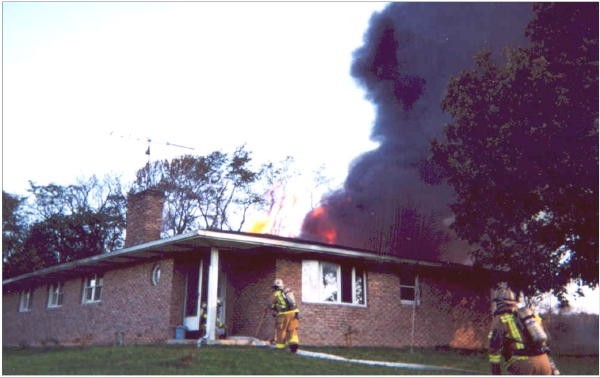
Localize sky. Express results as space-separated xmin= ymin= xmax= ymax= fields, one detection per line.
xmin=3 ymin=1 xmax=384 ymax=198
xmin=2 ymin=2 xmax=598 ymax=314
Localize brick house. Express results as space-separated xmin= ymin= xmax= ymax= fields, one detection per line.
xmin=2 ymin=190 xmax=497 ymax=349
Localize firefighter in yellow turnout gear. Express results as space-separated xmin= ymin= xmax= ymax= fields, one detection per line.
xmin=200 ymin=299 xmax=227 ymax=339
xmin=270 ymin=278 xmax=300 ymax=353
xmin=488 ymin=285 xmax=559 ymax=375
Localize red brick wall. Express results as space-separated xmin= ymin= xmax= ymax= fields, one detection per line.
xmin=269 ymin=258 xmax=490 ymax=348
xmin=2 ymin=259 xmax=178 ymax=347
xmin=290 ymin=262 xmax=408 ymax=347
xmin=124 ymin=190 xmax=164 ymax=247
xmin=224 ymin=254 xmax=276 ymax=339
xmin=3 ymin=251 xmax=491 ymax=349
xmin=416 ymin=272 xmax=490 ymax=348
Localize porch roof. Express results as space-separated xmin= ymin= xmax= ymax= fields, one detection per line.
xmin=2 ymin=229 xmax=476 ymax=288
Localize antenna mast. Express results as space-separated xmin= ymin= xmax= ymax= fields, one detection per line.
xmin=109 ymin=131 xmax=196 ymax=160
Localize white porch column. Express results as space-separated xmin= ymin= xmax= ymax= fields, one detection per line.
xmin=204 ymin=247 xmax=220 ymax=342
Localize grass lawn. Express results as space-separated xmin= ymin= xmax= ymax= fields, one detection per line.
xmin=2 ymin=345 xmax=598 ymax=375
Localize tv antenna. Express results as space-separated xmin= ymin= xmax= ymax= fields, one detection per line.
xmin=109 ymin=131 xmax=196 ymax=162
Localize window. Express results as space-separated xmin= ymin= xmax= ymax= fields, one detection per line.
xmin=302 ymin=260 xmax=366 ymax=305
xmin=322 ymin=262 xmax=339 ymax=302
xmin=47 ymin=282 xmax=64 ymax=308
xmin=19 ymin=289 xmax=33 ymax=312
xmin=82 ymin=274 xmax=103 ymax=303
xmin=400 ymin=270 xmax=419 ymax=305
xmin=151 ymin=264 xmax=161 ymax=286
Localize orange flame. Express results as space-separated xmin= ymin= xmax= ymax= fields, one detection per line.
xmin=312 ymin=206 xmax=325 ymax=217
xmin=249 ymin=218 xmax=271 ymax=234
xmin=323 ymin=229 xmax=337 ymax=244
xmin=247 ymin=183 xmax=302 ymax=236
xmin=306 ymin=205 xmax=337 ymax=244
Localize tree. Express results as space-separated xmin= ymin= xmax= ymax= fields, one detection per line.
xmin=131 ymin=145 xmax=288 ymax=236
xmin=2 ymin=191 xmax=28 ymax=277
xmin=4 ymin=175 xmax=127 ymax=278
xmin=429 ymin=3 xmax=598 ymax=299
xmin=28 ymin=175 xmax=127 ymax=253
xmin=132 ymin=157 xmax=199 ymax=235
xmin=194 ymin=146 xmax=263 ymax=231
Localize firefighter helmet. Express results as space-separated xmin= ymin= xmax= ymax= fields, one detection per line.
xmin=273 ymin=278 xmax=284 ymax=289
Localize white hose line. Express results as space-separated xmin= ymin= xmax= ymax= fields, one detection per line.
xmin=296 ymin=349 xmax=478 ymax=374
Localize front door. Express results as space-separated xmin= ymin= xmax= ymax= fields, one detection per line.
xmin=183 ymin=259 xmax=209 ymax=332
xmin=182 ymin=254 xmax=227 ymax=339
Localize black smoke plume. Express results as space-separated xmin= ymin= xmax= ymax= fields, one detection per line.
xmin=301 ymin=3 xmax=534 ymax=264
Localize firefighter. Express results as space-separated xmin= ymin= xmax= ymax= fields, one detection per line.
xmin=270 ymin=278 xmax=300 ymax=353
xmin=200 ymin=299 xmax=226 ymax=339
xmin=488 ymin=285 xmax=558 ymax=375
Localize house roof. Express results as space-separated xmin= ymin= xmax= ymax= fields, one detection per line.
xmin=2 ymin=229 xmax=481 ymax=288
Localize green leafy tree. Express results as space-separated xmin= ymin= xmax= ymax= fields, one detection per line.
xmin=28 ymin=175 xmax=127 ymax=253
xmin=2 ymin=191 xmax=28 ymax=277
xmin=429 ymin=3 xmax=598 ymax=299
xmin=5 ymin=176 xmax=127 ymax=278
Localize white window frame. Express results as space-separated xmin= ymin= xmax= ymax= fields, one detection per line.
xmin=82 ymin=274 xmax=103 ymax=304
xmin=47 ymin=282 xmax=64 ymax=308
xmin=18 ymin=289 xmax=33 ymax=312
xmin=302 ymin=260 xmax=367 ymax=306
xmin=151 ymin=264 xmax=161 ymax=286
xmin=400 ymin=272 xmax=420 ymax=305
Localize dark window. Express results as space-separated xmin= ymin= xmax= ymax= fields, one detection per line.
xmin=400 ymin=270 xmax=418 ymax=303
xmin=341 ymin=265 xmax=353 ymax=303
xmin=400 ymin=286 xmax=415 ymax=301
xmin=186 ymin=264 xmax=200 ymax=317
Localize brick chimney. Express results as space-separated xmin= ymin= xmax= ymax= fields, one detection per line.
xmin=124 ymin=189 xmax=165 ymax=247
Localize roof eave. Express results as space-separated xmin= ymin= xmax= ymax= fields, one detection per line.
xmin=2 ymin=229 xmax=475 ymax=287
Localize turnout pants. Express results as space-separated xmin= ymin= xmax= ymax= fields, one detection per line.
xmin=274 ymin=310 xmax=299 ymax=350
xmin=507 ymin=354 xmax=552 ymax=375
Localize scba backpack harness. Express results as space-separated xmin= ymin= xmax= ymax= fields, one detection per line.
xmin=281 ymin=288 xmax=296 ymax=311
xmin=515 ymin=307 xmax=548 ymax=348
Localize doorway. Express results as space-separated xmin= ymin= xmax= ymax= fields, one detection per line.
xmin=183 ymin=259 xmax=208 ymax=337
xmin=182 ymin=258 xmax=227 ymax=339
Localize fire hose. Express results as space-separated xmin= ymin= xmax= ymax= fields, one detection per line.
xmin=254 ymin=307 xmax=270 ymax=338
